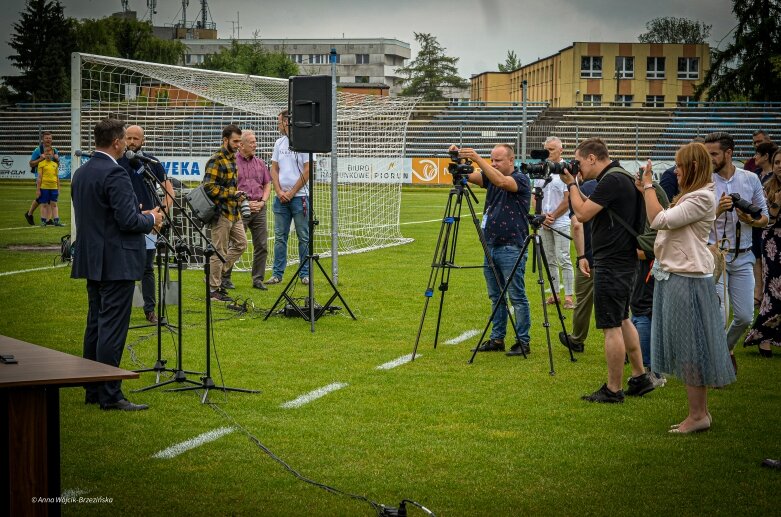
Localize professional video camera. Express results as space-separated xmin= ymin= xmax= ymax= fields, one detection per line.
xmin=727 ymin=193 xmax=763 ymax=219
xmin=520 ymin=149 xmax=579 ymax=180
xmin=448 ymin=149 xmax=475 ymax=181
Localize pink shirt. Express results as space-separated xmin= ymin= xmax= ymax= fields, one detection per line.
xmin=236 ymin=153 xmax=271 ymax=201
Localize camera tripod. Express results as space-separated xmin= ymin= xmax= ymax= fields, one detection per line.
xmin=412 ymin=175 xmax=521 ymax=360
xmin=467 ymin=181 xmax=576 ymax=372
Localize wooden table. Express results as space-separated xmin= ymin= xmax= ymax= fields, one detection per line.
xmin=0 ymin=335 xmax=139 ymax=517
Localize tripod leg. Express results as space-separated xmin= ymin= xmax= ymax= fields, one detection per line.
xmin=535 ymin=235 xmax=575 ymax=373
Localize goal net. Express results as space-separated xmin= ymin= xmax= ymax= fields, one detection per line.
xmin=72 ymin=53 xmax=417 ymax=271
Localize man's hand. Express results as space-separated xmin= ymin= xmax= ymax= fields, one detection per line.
xmin=457 ymin=147 xmax=480 ymax=162
xmin=635 ymin=159 xmax=654 ymax=192
xmin=248 ymin=200 xmax=262 ymax=213
xmin=578 ymin=257 xmax=591 ymax=277
xmin=544 ymin=213 xmax=555 ymax=226
xmin=278 ymin=190 xmax=291 ymax=203
xmin=735 ymin=208 xmax=757 ymax=226
xmin=144 ymin=206 xmax=164 ymax=230
xmin=559 ymin=166 xmax=576 ymax=186
xmin=717 ymin=193 xmax=733 ymax=215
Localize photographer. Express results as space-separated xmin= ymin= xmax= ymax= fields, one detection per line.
xmin=203 ymin=124 xmax=248 ymax=302
xmin=704 ymin=132 xmax=769 ymax=372
xmin=560 ymin=138 xmax=654 ymax=403
xmin=450 ymin=144 xmax=532 ymax=356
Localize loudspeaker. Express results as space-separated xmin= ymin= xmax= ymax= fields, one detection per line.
xmin=288 ymin=75 xmax=332 ymax=153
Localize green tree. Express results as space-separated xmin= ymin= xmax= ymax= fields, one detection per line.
xmin=696 ymin=0 xmax=781 ymax=101
xmin=397 ymin=33 xmax=468 ymax=102
xmin=199 ymin=40 xmax=299 ymax=78
xmin=74 ymin=17 xmax=185 ymax=64
xmin=498 ymin=50 xmax=521 ymax=72
xmin=4 ymin=0 xmax=76 ymax=103
xmin=638 ymin=17 xmax=712 ymax=44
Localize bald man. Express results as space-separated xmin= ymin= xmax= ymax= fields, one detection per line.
xmin=118 ymin=125 xmax=174 ymax=324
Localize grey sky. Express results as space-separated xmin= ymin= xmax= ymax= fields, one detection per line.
xmin=3 ymin=0 xmax=737 ymax=84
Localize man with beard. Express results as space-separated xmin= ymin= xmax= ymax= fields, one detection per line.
xmin=203 ymin=124 xmax=248 ymax=301
xmin=704 ymin=131 xmax=768 ymax=373
xmin=118 ymin=125 xmax=173 ymax=323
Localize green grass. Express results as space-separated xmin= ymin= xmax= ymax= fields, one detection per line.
xmin=1 ymin=180 xmax=780 ymax=516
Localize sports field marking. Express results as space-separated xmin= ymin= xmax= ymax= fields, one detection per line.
xmin=280 ymin=382 xmax=348 ymax=409
xmin=376 ymin=353 xmax=418 ymax=370
xmin=444 ymin=329 xmax=480 ymax=345
xmin=400 ymin=214 xmax=483 ymax=226
xmin=0 ymin=226 xmax=37 ymax=231
xmin=152 ymin=427 xmax=235 ymax=459
xmin=0 ymin=263 xmax=68 ymax=277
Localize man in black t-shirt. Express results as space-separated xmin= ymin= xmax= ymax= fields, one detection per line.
xmin=118 ymin=125 xmax=174 ymax=324
xmin=560 ymin=138 xmax=654 ymax=403
xmin=452 ymin=144 xmax=532 ymax=356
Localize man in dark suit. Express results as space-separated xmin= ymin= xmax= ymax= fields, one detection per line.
xmin=71 ymin=118 xmax=163 ymax=411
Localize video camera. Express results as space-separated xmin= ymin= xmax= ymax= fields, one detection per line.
xmin=448 ymin=149 xmax=475 ymax=181
xmin=520 ymin=149 xmax=579 ymax=180
xmin=728 ymin=193 xmax=763 ymax=219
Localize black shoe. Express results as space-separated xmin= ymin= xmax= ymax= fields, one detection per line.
xmin=101 ymin=399 xmax=149 ymax=411
xmin=506 ymin=341 xmax=530 ymax=356
xmin=762 ymin=458 xmax=781 ymax=470
xmin=558 ymin=331 xmax=584 ymax=353
xmin=210 ymin=289 xmax=234 ymax=302
xmin=24 ymin=211 xmax=34 ymax=225
xmin=759 ymin=346 xmax=773 ymax=358
xmin=253 ymin=280 xmax=267 ymax=290
xmin=46 ymin=219 xmax=54 ymax=226
xmin=626 ymin=372 xmax=655 ymax=397
xmin=221 ymin=278 xmax=235 ymax=289
xmin=582 ymin=383 xmax=625 ymax=403
xmin=471 ymin=339 xmax=505 ymax=352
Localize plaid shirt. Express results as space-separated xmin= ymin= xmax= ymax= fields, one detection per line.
xmin=203 ymin=146 xmax=240 ymax=221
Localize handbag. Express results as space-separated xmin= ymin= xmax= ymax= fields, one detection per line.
xmin=185 ymin=184 xmax=218 ymax=225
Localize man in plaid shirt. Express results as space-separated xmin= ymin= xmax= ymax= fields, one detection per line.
xmin=203 ymin=124 xmax=248 ymax=301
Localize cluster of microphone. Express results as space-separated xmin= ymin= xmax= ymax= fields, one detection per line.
xmin=74 ymin=149 xmax=160 ymax=166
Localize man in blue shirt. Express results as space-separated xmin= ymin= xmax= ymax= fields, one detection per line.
xmin=452 ymin=144 xmax=533 ymax=356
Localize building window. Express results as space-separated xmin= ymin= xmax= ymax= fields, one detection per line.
xmin=615 ymin=56 xmax=634 ymax=79
xmin=614 ymin=95 xmax=633 ymax=107
xmin=185 ymin=54 xmax=205 ymax=65
xmin=581 ymin=56 xmax=602 ymax=78
xmin=645 ymin=95 xmax=665 ymax=107
xmin=355 ymin=76 xmax=370 ymax=83
xmin=647 ymin=57 xmax=665 ymax=79
xmin=356 ymin=54 xmax=370 ymax=64
xmin=678 ymin=57 xmax=699 ymax=79
xmin=290 ymin=54 xmax=304 ymax=64
xmin=582 ymin=94 xmax=602 ymax=106
xmin=309 ymin=54 xmax=330 ymax=64
xmin=677 ymin=96 xmax=697 ymax=106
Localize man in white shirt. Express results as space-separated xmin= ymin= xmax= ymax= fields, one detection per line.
xmin=704 ymin=131 xmax=769 ymax=373
xmin=266 ymin=109 xmax=315 ymax=285
xmin=535 ymin=136 xmax=574 ymax=308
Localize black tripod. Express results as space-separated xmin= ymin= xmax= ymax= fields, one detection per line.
xmin=468 ymin=180 xmax=576 ymax=372
xmin=133 ymin=164 xmax=202 ymax=391
xmin=265 ymin=153 xmax=355 ymax=332
xmin=412 ymin=175 xmax=520 ymax=360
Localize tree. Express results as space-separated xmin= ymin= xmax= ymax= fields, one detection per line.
xmin=74 ymin=17 xmax=185 ymax=64
xmin=397 ymin=33 xmax=468 ymax=102
xmin=4 ymin=0 xmax=76 ymax=103
xmin=695 ymin=0 xmax=781 ymax=101
xmin=498 ymin=50 xmax=521 ymax=72
xmin=199 ymin=39 xmax=299 ymax=78
xmin=638 ymin=17 xmax=712 ymax=44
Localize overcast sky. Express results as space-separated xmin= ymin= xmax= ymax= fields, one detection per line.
xmin=3 ymin=0 xmax=738 ymax=83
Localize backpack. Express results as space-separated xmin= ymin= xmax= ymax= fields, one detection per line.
xmin=604 ymin=166 xmax=670 ymax=259
xmin=185 ymin=183 xmax=218 ymax=225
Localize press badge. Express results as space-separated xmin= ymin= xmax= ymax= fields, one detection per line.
xmin=481 ymin=212 xmax=488 ymax=229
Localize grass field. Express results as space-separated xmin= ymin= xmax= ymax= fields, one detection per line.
xmin=1 ymin=179 xmax=780 ymax=516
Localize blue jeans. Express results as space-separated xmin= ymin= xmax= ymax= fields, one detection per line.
xmin=272 ymin=196 xmax=310 ymax=279
xmin=632 ymin=314 xmax=652 ymax=367
xmin=484 ymin=244 xmax=531 ymax=343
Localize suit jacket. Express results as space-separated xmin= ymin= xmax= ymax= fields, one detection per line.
xmin=71 ymin=152 xmax=154 ymax=281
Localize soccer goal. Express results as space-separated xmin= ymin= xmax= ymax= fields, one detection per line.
xmin=70 ymin=52 xmax=417 ymax=275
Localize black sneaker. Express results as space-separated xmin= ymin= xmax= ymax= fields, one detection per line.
xmin=626 ymin=372 xmax=655 ymax=397
xmin=221 ymin=277 xmax=235 ymax=290
xmin=558 ymin=331 xmax=584 ymax=353
xmin=471 ymin=339 xmax=505 ymax=352
xmin=506 ymin=341 xmax=530 ymax=356
xmin=582 ymin=383 xmax=625 ymax=403
xmin=24 ymin=211 xmax=34 ymax=225
xmin=210 ymin=289 xmax=234 ymax=302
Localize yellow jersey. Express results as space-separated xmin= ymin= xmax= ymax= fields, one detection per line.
xmin=38 ymin=159 xmax=58 ymax=189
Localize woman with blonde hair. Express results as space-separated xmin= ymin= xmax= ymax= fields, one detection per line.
xmin=637 ymin=142 xmax=735 ymax=434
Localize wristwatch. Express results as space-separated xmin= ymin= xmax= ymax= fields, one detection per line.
xmin=576 ymin=255 xmax=586 ymax=261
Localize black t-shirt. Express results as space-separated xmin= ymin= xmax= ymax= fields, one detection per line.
xmin=577 ymin=179 xmax=597 ymax=265
xmin=588 ymin=162 xmax=641 ymax=267
xmin=481 ymin=168 xmax=531 ymax=247
xmin=118 ymin=154 xmax=167 ymax=211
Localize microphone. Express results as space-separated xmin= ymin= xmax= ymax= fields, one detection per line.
xmin=74 ymin=150 xmax=93 ymax=158
xmin=125 ymin=150 xmax=160 ymax=165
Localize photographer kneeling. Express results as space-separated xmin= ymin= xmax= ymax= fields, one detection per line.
xmin=450 ymin=144 xmax=532 ymax=356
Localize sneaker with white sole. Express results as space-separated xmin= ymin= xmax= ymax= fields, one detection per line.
xmin=265 ymin=276 xmax=282 ymax=285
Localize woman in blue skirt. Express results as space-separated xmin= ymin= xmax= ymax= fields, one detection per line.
xmin=637 ymin=143 xmax=736 ymax=434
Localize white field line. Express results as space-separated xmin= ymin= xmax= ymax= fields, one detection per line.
xmin=0 ymin=263 xmax=68 ymax=277
xmin=444 ymin=329 xmax=480 ymax=345
xmin=151 ymin=427 xmax=235 ymax=459
xmin=400 ymin=213 xmax=483 ymax=226
xmin=0 ymin=226 xmax=34 ymax=231
xmin=280 ymin=382 xmax=348 ymax=409
xmin=376 ymin=353 xmax=418 ymax=370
